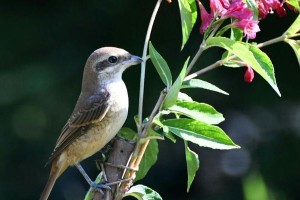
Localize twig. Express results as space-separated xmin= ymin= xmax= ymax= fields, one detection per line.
xmin=138 ymin=0 xmax=163 ymax=134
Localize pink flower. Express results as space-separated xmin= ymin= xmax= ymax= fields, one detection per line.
xmin=224 ymin=0 xmax=253 ymax=20
xmin=234 ymin=19 xmax=260 ymax=39
xmin=210 ymin=0 xmax=230 ymax=16
xmin=257 ymin=0 xmax=286 ymax=19
xmin=244 ymin=65 xmax=255 ymax=83
xmin=199 ymin=2 xmax=214 ymax=34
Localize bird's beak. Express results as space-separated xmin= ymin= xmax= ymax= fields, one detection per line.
xmin=124 ymin=55 xmax=143 ymax=66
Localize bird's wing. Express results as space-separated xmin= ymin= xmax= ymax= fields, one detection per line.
xmin=46 ymin=90 xmax=110 ymax=165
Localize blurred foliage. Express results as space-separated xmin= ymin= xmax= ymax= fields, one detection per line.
xmin=0 ymin=0 xmax=300 ymax=200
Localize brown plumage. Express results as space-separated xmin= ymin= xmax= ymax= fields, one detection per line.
xmin=40 ymin=47 xmax=142 ymax=200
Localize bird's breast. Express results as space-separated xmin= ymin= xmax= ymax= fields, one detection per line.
xmin=64 ymin=79 xmax=129 ymax=165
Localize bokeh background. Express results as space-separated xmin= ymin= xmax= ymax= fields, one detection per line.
xmin=1 ymin=0 xmax=300 ymax=200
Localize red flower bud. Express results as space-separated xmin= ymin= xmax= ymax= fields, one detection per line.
xmin=244 ymin=65 xmax=254 ymax=83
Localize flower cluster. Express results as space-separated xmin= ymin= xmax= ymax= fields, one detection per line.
xmin=198 ymin=0 xmax=293 ymax=39
xmin=198 ymin=0 xmax=296 ymax=83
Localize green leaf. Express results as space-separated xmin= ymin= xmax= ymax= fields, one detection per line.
xmin=182 ymin=79 xmax=229 ymax=95
xmin=135 ymin=139 xmax=159 ymax=182
xmin=243 ymin=171 xmax=269 ymax=200
xmin=285 ymin=13 xmax=300 ymax=35
xmin=141 ymin=128 xmax=164 ymax=142
xmin=286 ymin=0 xmax=300 ymax=11
xmin=177 ymin=92 xmax=194 ymax=102
xmin=206 ymin=37 xmax=281 ymax=96
xmin=149 ymin=42 xmax=172 ymax=87
xmin=178 ymin=0 xmax=198 ymax=49
xmin=168 ymin=101 xmax=225 ymax=124
xmin=162 ymin=57 xmax=190 ymax=109
xmin=285 ymin=39 xmax=300 ymax=66
xmin=118 ymin=127 xmax=137 ymax=141
xmin=162 ymin=118 xmax=239 ymax=149
xmin=185 ymin=141 xmax=200 ymax=192
xmin=124 ymin=184 xmax=163 ymax=200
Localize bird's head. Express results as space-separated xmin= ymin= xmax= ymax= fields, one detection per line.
xmin=83 ymin=47 xmax=142 ymax=84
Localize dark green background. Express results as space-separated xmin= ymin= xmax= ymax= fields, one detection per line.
xmin=1 ymin=0 xmax=299 ymax=199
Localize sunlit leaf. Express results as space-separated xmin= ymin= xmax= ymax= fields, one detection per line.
xmin=168 ymin=101 xmax=224 ymax=124
xmin=285 ymin=39 xmax=300 ymax=66
xmin=178 ymin=0 xmax=198 ymax=49
xmin=182 ymin=79 xmax=229 ymax=95
xmin=162 ymin=57 xmax=190 ymax=109
xmin=149 ymin=42 xmax=172 ymax=87
xmin=286 ymin=0 xmax=300 ymax=11
xmin=124 ymin=184 xmax=163 ymax=200
xmin=206 ymin=37 xmax=281 ymax=96
xmin=162 ymin=118 xmax=239 ymax=149
xmin=185 ymin=141 xmax=199 ymax=192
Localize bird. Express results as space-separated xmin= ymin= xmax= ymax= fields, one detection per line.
xmin=40 ymin=47 xmax=142 ymax=200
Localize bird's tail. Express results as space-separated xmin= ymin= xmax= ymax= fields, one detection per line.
xmin=39 ymin=170 xmax=58 ymax=200
xmin=40 ymin=158 xmax=68 ymax=200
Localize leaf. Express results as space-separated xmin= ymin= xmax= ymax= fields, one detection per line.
xmin=285 ymin=39 xmax=300 ymax=66
xmin=162 ymin=57 xmax=190 ymax=109
xmin=124 ymin=184 xmax=163 ymax=200
xmin=149 ymin=42 xmax=172 ymax=87
xmin=178 ymin=0 xmax=198 ymax=49
xmin=243 ymin=171 xmax=269 ymax=200
xmin=118 ymin=127 xmax=137 ymax=141
xmin=177 ymin=92 xmax=194 ymax=102
xmin=182 ymin=79 xmax=229 ymax=95
xmin=286 ymin=0 xmax=300 ymax=11
xmin=135 ymin=139 xmax=159 ymax=182
xmin=206 ymin=37 xmax=281 ymax=96
xmin=185 ymin=141 xmax=200 ymax=192
xmin=162 ymin=118 xmax=239 ymax=150
xmin=285 ymin=13 xmax=300 ymax=35
xmin=140 ymin=128 xmax=164 ymax=142
xmin=168 ymin=101 xmax=225 ymax=124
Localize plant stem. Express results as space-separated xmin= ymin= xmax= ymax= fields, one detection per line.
xmin=138 ymin=0 xmax=162 ymax=135
xmin=186 ymin=42 xmax=206 ymax=75
xmin=116 ymin=1 xmax=163 ymax=199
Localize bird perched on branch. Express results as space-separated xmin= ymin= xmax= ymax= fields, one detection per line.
xmin=40 ymin=47 xmax=142 ymax=200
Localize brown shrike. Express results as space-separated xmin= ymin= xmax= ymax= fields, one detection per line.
xmin=40 ymin=47 xmax=142 ymax=200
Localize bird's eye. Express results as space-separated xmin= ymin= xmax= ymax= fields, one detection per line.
xmin=107 ymin=56 xmax=118 ymax=64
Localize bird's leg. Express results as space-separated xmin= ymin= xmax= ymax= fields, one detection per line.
xmin=75 ymin=163 xmax=110 ymax=195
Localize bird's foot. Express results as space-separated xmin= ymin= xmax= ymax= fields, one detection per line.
xmin=90 ymin=182 xmax=111 ymax=195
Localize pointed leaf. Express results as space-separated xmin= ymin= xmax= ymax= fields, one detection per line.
xmin=177 ymin=92 xmax=194 ymax=102
xmin=285 ymin=39 xmax=300 ymax=66
xmin=162 ymin=57 xmax=190 ymax=109
xmin=185 ymin=141 xmax=200 ymax=192
xmin=178 ymin=0 xmax=198 ymax=49
xmin=206 ymin=37 xmax=281 ymax=96
xmin=125 ymin=184 xmax=163 ymax=200
xmin=135 ymin=139 xmax=159 ymax=182
xmin=149 ymin=42 xmax=172 ymax=87
xmin=285 ymin=13 xmax=300 ymax=35
xmin=286 ymin=0 xmax=300 ymax=11
xmin=162 ymin=118 xmax=239 ymax=149
xmin=168 ymin=101 xmax=224 ymax=124
xmin=118 ymin=127 xmax=137 ymax=141
xmin=182 ymin=79 xmax=229 ymax=95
